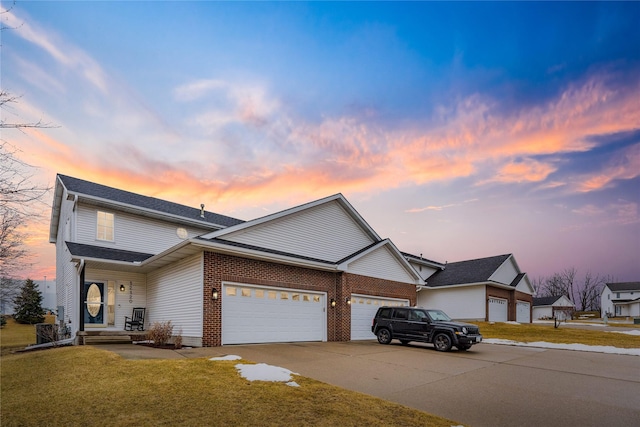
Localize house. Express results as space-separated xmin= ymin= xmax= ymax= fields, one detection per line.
xmin=49 ymin=174 xmax=537 ymax=347
xmin=532 ymin=295 xmax=575 ymax=320
xmin=601 ymin=282 xmax=640 ymax=318
xmin=414 ymin=254 xmax=534 ymax=323
xmin=49 ymin=174 xmax=423 ymax=346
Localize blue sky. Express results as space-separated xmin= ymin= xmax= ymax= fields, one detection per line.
xmin=2 ymin=1 xmax=639 ymax=283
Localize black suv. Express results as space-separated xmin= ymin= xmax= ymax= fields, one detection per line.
xmin=371 ymin=306 xmax=482 ymax=352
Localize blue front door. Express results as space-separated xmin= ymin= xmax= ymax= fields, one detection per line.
xmin=84 ymin=282 xmax=105 ymax=325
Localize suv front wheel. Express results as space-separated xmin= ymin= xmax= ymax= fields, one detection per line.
xmin=433 ymin=333 xmax=452 ymax=352
xmin=376 ymin=328 xmax=392 ymax=345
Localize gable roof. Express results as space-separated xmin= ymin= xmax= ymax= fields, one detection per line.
xmin=533 ymin=296 xmax=561 ymax=307
xmin=50 ymin=174 xmax=244 ymax=242
xmin=606 ymin=282 xmax=640 ymax=292
xmin=201 ymin=193 xmax=380 ymax=242
xmin=425 ymin=254 xmax=512 ymax=287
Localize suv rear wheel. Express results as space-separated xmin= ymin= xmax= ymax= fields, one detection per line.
xmin=376 ymin=328 xmax=392 ymax=345
xmin=433 ymin=333 xmax=452 ymax=352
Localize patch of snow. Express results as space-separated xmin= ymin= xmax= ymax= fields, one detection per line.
xmin=503 ymin=321 xmax=521 ymax=325
xmin=485 ymin=339 xmax=640 ymax=356
xmin=209 ymin=355 xmax=242 ymax=361
xmin=606 ymin=330 xmax=640 ymax=336
xmin=235 ymin=363 xmax=299 ymax=383
xmin=286 ymin=381 xmax=300 ymax=387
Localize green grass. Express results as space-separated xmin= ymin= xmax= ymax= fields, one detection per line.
xmin=471 ymin=321 xmax=640 ymax=348
xmin=1 ymin=346 xmax=459 ymax=427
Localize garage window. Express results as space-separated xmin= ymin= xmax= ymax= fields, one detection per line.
xmin=226 ymin=287 xmax=237 ymax=296
xmin=255 ymin=290 xmax=264 ymax=298
xmin=241 ymin=288 xmax=251 ymax=297
xmin=292 ymin=293 xmax=300 ymax=301
xmin=313 ymin=295 xmax=320 ymax=303
xmin=268 ymin=291 xmax=276 ymax=299
xmin=281 ymin=292 xmax=289 ymax=300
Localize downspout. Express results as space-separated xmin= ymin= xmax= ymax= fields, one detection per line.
xmin=79 ymin=259 xmax=85 ymax=332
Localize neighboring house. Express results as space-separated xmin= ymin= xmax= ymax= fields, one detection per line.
xmin=49 ymin=174 xmax=423 ymax=346
xmin=532 ymin=295 xmax=575 ymax=320
xmin=414 ymin=254 xmax=534 ymax=323
xmin=601 ymin=282 xmax=640 ymax=318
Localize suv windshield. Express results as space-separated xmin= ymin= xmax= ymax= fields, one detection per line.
xmin=426 ymin=309 xmax=452 ymax=322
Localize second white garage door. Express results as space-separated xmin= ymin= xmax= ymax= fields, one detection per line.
xmin=516 ymin=301 xmax=531 ymax=323
xmin=488 ymin=297 xmax=508 ymax=322
xmin=350 ymin=294 xmax=410 ymax=340
xmin=222 ymin=284 xmax=326 ymax=345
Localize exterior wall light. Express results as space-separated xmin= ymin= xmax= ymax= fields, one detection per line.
xmin=119 ymin=284 xmax=126 ymax=292
xmin=346 ymin=297 xmax=351 ymax=305
xmin=330 ymin=298 xmax=336 ymax=308
xmin=212 ymin=288 xmax=219 ymax=301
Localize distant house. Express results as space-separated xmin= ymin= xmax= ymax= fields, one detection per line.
xmin=412 ymin=254 xmax=534 ymax=323
xmin=532 ymin=295 xmax=575 ymax=320
xmin=601 ymin=282 xmax=640 ymax=318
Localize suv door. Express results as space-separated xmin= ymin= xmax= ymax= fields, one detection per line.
xmin=390 ymin=308 xmax=411 ymax=338
xmin=407 ymin=309 xmax=433 ymax=340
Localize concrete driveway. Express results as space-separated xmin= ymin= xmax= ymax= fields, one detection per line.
xmin=106 ymin=340 xmax=640 ymax=427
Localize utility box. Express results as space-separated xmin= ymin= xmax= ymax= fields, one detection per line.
xmin=634 ymin=318 xmax=640 ymax=325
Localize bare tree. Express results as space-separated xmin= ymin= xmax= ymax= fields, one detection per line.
xmin=0 ymin=4 xmax=54 ymax=295
xmin=577 ymin=272 xmax=608 ymax=312
xmin=537 ymin=267 xmax=578 ymax=303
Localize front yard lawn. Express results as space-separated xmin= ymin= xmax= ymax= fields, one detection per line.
xmin=472 ymin=321 xmax=640 ymax=348
xmin=1 ymin=346 xmax=459 ymax=427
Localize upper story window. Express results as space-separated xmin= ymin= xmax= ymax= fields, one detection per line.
xmin=97 ymin=211 xmax=114 ymax=241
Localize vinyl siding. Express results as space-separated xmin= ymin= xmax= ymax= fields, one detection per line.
xmin=490 ymin=257 xmax=518 ymax=285
xmin=347 ymin=246 xmax=415 ymax=284
xmin=219 ymin=200 xmax=374 ymax=262
xmin=146 ymin=253 xmax=203 ymax=346
xmin=56 ymin=192 xmax=77 ymax=326
xmin=75 ymin=204 xmax=210 ymax=254
xmin=417 ymin=285 xmax=486 ymax=320
xmin=407 ymin=261 xmax=439 ymax=281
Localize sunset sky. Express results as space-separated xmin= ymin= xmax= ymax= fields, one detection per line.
xmin=2 ymin=1 xmax=639 ymax=284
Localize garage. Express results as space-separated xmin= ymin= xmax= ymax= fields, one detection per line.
xmin=350 ymin=294 xmax=410 ymax=340
xmin=488 ymin=297 xmax=508 ymax=322
xmin=516 ymin=300 xmax=530 ymax=323
xmin=222 ymin=284 xmax=326 ymax=345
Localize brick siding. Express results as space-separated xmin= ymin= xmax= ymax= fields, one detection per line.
xmin=202 ymin=251 xmax=418 ymax=346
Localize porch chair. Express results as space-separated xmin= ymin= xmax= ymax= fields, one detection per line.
xmin=124 ymin=307 xmax=146 ymax=331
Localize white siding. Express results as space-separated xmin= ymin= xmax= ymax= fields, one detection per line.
xmin=220 ymin=201 xmax=374 ymax=262
xmin=347 ymin=246 xmax=415 ymax=284
xmin=146 ymin=253 xmax=203 ymax=346
xmin=417 ymin=286 xmax=486 ymax=320
xmin=601 ymin=287 xmax=613 ymax=317
xmin=408 ymin=261 xmax=439 ymax=281
xmin=76 ymin=204 xmax=209 ymax=254
xmin=533 ymin=306 xmax=553 ymax=319
xmin=490 ymin=257 xmax=518 ymax=285
xmin=56 ymin=191 xmax=77 ymax=328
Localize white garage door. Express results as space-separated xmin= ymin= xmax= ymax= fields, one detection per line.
xmin=350 ymin=294 xmax=410 ymax=340
xmin=222 ymin=284 xmax=326 ymax=345
xmin=516 ymin=301 xmax=530 ymax=323
xmin=488 ymin=297 xmax=508 ymax=322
